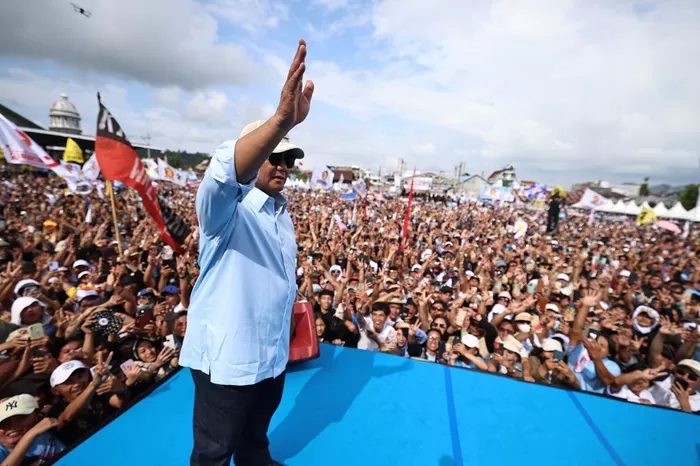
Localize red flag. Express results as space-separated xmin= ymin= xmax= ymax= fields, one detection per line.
xmin=400 ymin=170 xmax=416 ymax=250
xmin=95 ymin=94 xmax=189 ymax=253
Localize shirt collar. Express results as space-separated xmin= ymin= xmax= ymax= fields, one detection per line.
xmin=246 ymin=187 xmax=288 ymax=214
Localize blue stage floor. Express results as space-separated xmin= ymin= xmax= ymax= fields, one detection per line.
xmin=56 ymin=344 xmax=699 ymax=466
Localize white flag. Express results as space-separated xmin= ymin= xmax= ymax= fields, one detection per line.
xmin=80 ymin=153 xmax=101 ymax=181
xmin=681 ymin=221 xmax=689 ymax=239
xmin=157 ymin=158 xmax=187 ymax=187
xmin=578 ymin=189 xmax=609 ymax=209
xmin=333 ymin=213 xmax=347 ymax=232
xmin=352 ymin=180 xmax=367 ymax=198
xmin=0 ymin=114 xmax=69 ymax=177
xmin=85 ymin=205 xmax=93 ymax=224
xmin=311 ymin=164 xmax=334 ymax=190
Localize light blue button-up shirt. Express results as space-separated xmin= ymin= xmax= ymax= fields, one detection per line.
xmin=179 ymin=140 xmax=298 ymax=386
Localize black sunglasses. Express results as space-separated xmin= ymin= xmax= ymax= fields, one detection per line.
xmin=268 ymin=152 xmax=296 ymax=168
xmin=677 ymin=368 xmax=699 ymax=382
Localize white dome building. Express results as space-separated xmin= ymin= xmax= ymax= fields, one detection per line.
xmin=49 ymin=93 xmax=82 ymax=135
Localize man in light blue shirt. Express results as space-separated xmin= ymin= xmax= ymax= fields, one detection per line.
xmin=180 ymin=39 xmax=315 ymax=466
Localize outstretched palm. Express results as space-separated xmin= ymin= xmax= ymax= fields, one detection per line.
xmin=276 ymin=39 xmax=315 ymax=131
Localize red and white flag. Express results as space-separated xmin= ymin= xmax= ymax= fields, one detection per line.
xmin=0 ymin=113 xmax=72 ymax=178
xmin=95 ymin=94 xmax=190 ymax=253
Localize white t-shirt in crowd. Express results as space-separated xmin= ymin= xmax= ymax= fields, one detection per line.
xmin=607 ymin=385 xmax=655 ymax=405
xmin=649 ymin=375 xmax=700 ymax=412
xmin=358 ymin=317 xmax=397 ymax=352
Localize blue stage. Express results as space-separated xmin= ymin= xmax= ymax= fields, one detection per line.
xmin=56 ymin=344 xmax=699 ymax=466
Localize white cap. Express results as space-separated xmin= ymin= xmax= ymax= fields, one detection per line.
xmin=619 ymin=270 xmax=631 ymax=278
xmin=411 ymin=264 xmax=421 ymax=272
xmin=678 ymin=359 xmax=700 ymax=377
xmin=50 ymin=360 xmax=89 ymax=388
xmin=13 ymin=279 xmax=40 ymax=296
xmin=76 ymin=289 xmax=99 ymax=303
xmin=556 ymin=273 xmax=570 ymax=282
xmin=329 ymin=265 xmax=342 ymax=274
xmin=0 ymin=394 xmax=38 ymax=423
xmin=541 ymin=338 xmax=563 ymax=353
xmin=77 ymin=271 xmax=91 ymax=280
xmin=240 ymin=120 xmax=305 ymax=158
xmin=72 ymin=259 xmax=91 ymax=269
xmin=545 ymin=303 xmax=560 ymax=314
xmin=462 ymin=334 xmax=480 ymax=349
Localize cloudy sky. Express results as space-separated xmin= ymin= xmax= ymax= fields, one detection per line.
xmin=0 ymin=0 xmax=698 ymax=187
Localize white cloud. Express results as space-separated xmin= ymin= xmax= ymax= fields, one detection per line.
xmin=306 ymin=0 xmax=700 ymax=184
xmin=208 ymin=0 xmax=289 ymax=32
xmin=0 ymin=0 xmax=271 ymax=89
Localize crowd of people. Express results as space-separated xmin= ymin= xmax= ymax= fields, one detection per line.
xmin=0 ymin=164 xmax=697 ymax=464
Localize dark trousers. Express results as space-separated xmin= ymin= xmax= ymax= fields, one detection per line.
xmin=190 ymin=369 xmax=286 ymax=466
xmin=546 ymin=209 xmax=559 ymax=232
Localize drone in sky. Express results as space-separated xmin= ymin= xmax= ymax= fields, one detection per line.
xmin=70 ymin=3 xmax=92 ymax=18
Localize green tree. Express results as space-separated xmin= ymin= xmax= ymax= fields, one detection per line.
xmin=639 ymin=177 xmax=650 ymax=196
xmin=679 ymin=184 xmax=699 ymax=210
xmin=291 ymin=166 xmax=309 ymax=181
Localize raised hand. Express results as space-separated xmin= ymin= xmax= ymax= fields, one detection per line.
xmin=275 ymin=39 xmax=315 ymax=131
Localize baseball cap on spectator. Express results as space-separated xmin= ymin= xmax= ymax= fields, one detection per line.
xmin=137 ymin=289 xmax=156 ymax=298
xmin=329 ymin=265 xmax=342 ymax=274
xmin=551 ymin=333 xmax=570 ymax=351
xmin=462 ymin=334 xmax=480 ymax=349
xmin=677 ymin=359 xmax=700 ymax=378
xmin=556 ymin=273 xmax=570 ymax=282
xmin=420 ymin=249 xmax=433 ymax=262
xmin=541 ymin=338 xmax=563 ymax=353
xmin=162 ymin=285 xmax=179 ymax=295
xmin=76 ymin=289 xmax=99 ymax=303
xmin=545 ymin=303 xmax=560 ymax=314
xmin=514 ymin=312 xmax=532 ymax=322
xmin=0 ymin=394 xmax=38 ymax=423
xmin=559 ymin=287 xmax=572 ymax=297
xmin=72 ymin=259 xmax=91 ymax=270
xmin=240 ymin=120 xmax=305 ymax=158
xmin=496 ymin=260 xmax=507 ymax=268
xmin=619 ymin=270 xmax=631 ymax=278
xmin=50 ymin=360 xmax=88 ymax=388
xmin=411 ymin=264 xmax=421 ymax=272
xmin=77 ymin=271 xmax=90 ymax=280
xmin=13 ymin=279 xmax=40 ymax=296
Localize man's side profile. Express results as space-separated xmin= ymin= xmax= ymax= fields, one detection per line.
xmin=179 ymin=39 xmax=315 ymax=466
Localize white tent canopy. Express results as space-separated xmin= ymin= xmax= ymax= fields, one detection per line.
xmin=570 ymin=198 xmax=697 ymax=221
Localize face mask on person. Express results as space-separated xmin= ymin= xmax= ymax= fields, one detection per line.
xmin=137 ymin=303 xmax=154 ymax=312
xmin=633 ymin=321 xmax=654 ymax=335
xmin=517 ymin=323 xmax=531 ymax=333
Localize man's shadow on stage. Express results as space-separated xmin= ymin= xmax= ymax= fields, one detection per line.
xmin=269 ymin=345 xmax=409 ymax=462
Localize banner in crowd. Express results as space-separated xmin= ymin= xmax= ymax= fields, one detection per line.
xmin=62 ymin=138 xmax=84 ymax=164
xmin=577 ymin=188 xmax=609 ymax=209
xmin=94 ymin=94 xmax=190 ymax=253
xmin=311 ymin=164 xmax=334 ymax=190
xmin=352 ymin=179 xmax=366 ymax=198
xmin=403 ymin=176 xmax=432 ymax=192
xmin=480 ymin=185 xmax=514 ymax=202
xmin=157 ymin=158 xmax=187 ymax=187
xmin=0 ymin=114 xmax=71 ymax=178
xmin=519 ymin=183 xmax=547 ymax=201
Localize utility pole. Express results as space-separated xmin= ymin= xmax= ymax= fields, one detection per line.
xmin=142 ymin=133 xmax=152 ymax=159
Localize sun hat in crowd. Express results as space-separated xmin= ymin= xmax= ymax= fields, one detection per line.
xmin=514 ymin=312 xmax=533 ymax=322
xmin=13 ymin=279 xmax=40 ymax=296
xmin=0 ymin=394 xmax=38 ymax=423
xmin=240 ymin=120 xmax=305 ymax=158
xmin=545 ymin=303 xmax=560 ymax=314
xmin=10 ymin=297 xmax=47 ymax=326
xmin=541 ymin=338 xmax=563 ymax=353
xmin=677 ymin=359 xmax=700 ymax=377
xmin=50 ymin=360 xmax=89 ymax=388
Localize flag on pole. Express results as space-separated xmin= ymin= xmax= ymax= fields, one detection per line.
xmin=311 ymin=165 xmax=334 ymax=190
xmin=157 ymin=158 xmax=187 ymax=186
xmin=62 ymin=138 xmax=84 ymax=164
xmin=636 ymin=207 xmax=657 ymax=225
xmin=95 ymin=94 xmax=189 ymax=252
xmin=0 ymin=113 xmax=71 ymax=178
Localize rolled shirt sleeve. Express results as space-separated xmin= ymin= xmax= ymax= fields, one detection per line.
xmin=196 ymin=139 xmax=258 ymax=238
